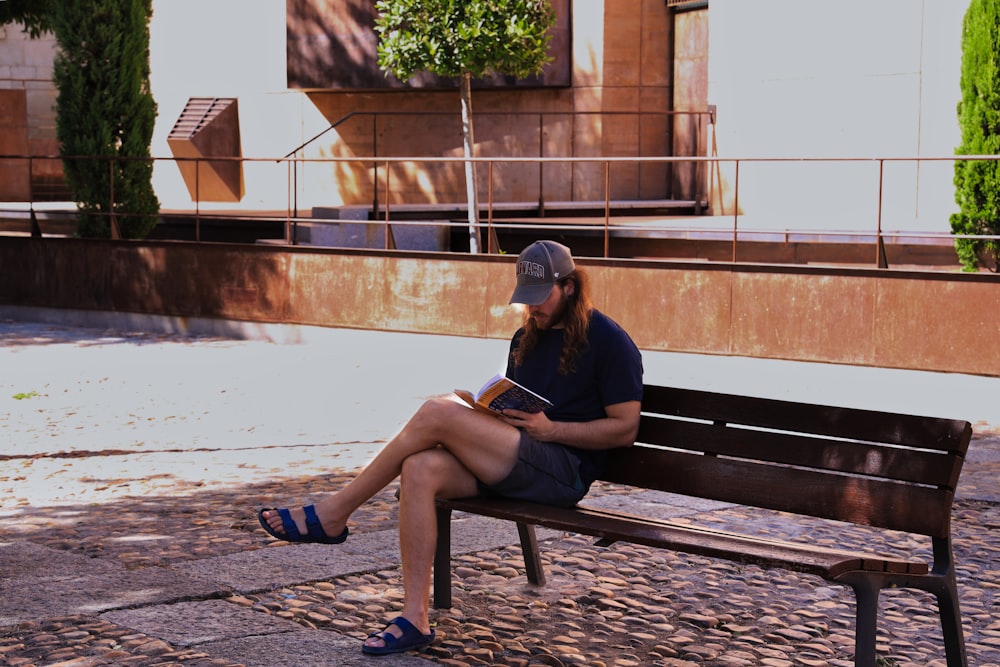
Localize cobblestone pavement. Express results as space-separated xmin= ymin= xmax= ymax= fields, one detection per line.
xmin=2 ymin=319 xmax=999 ymax=667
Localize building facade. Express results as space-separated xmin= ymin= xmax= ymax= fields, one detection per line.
xmin=1 ymin=0 xmax=967 ymax=236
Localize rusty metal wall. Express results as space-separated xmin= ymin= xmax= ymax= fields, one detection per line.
xmin=2 ymin=237 xmax=998 ymax=377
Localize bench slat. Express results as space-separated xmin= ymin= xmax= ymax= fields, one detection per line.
xmin=642 ymin=385 xmax=972 ymax=454
xmin=602 ymin=446 xmax=955 ymax=538
xmin=439 ymin=497 xmax=928 ymax=580
xmin=636 ymin=415 xmax=965 ymax=489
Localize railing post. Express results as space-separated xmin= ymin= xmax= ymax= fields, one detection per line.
xmin=292 ymin=152 xmax=298 ymax=221
xmin=384 ymin=160 xmax=395 ymax=250
xmin=285 ymin=157 xmax=292 ymax=245
xmin=372 ymin=118 xmax=379 ymax=217
xmin=195 ymin=158 xmax=201 ymax=242
xmin=28 ymin=156 xmax=42 ymax=238
xmin=731 ymin=159 xmax=740 ymax=263
xmin=876 ymin=158 xmax=887 ymax=268
xmin=604 ymin=160 xmax=611 ymax=258
xmin=292 ymin=153 xmax=301 ymax=245
xmin=488 ymin=160 xmax=495 ymax=254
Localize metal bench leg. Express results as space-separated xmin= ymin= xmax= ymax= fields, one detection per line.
xmin=842 ymin=551 xmax=968 ymax=667
xmin=432 ymin=505 xmax=453 ymax=609
xmin=936 ymin=584 xmax=968 ymax=667
xmin=849 ymin=578 xmax=880 ymax=667
xmin=928 ymin=539 xmax=969 ymax=667
xmin=516 ymin=522 xmax=546 ymax=586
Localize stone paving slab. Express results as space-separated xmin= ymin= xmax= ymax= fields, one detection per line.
xmin=0 ymin=541 xmax=231 ymax=626
xmin=100 ymin=601 xmax=428 ymax=666
xmin=186 ymin=535 xmax=402 ymax=594
xmin=0 ymin=541 xmax=122 ymax=579
xmin=0 ymin=606 xmax=430 ymax=667
xmin=204 ymin=631 xmax=431 ymax=667
xmin=100 ymin=602 xmax=304 ymax=649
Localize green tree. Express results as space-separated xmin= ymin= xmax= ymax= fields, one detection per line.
xmin=52 ymin=0 xmax=160 ymax=238
xmin=1 ymin=0 xmax=159 ymax=239
xmin=952 ymin=0 xmax=1000 ymax=271
xmin=374 ymin=0 xmax=554 ymax=253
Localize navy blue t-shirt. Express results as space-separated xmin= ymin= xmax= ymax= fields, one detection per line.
xmin=505 ymin=309 xmax=643 ymax=480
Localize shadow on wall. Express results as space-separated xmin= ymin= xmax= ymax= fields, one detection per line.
xmin=286 ymin=0 xmax=572 ymax=90
xmin=286 ymin=0 xmax=386 ymax=89
xmin=0 ymin=239 xmax=289 ymax=328
xmin=111 ymin=243 xmax=290 ymax=324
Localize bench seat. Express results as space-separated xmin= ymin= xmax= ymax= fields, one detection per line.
xmin=437 ymin=497 xmax=928 ymax=581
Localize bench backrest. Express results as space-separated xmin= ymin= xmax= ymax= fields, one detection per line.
xmin=602 ymin=385 xmax=973 ymax=539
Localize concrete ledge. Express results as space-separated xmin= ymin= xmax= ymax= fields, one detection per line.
xmin=1 ymin=238 xmax=998 ymax=376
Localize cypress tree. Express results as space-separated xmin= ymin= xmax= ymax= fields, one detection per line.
xmin=952 ymin=0 xmax=1000 ymax=271
xmin=50 ymin=0 xmax=160 ymax=238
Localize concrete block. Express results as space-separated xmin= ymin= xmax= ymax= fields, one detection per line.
xmin=300 ymin=212 xmax=450 ymax=251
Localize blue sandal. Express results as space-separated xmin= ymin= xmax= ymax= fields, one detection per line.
xmin=362 ymin=616 xmax=435 ymax=655
xmin=257 ymin=505 xmax=348 ymax=545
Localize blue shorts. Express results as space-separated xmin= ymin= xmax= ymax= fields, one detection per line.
xmin=476 ymin=431 xmax=603 ymax=508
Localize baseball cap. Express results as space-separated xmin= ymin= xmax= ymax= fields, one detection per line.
xmin=509 ymin=240 xmax=576 ymax=305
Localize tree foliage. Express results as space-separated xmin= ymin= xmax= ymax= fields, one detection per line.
xmin=374 ymin=0 xmax=554 ymax=82
xmin=2 ymin=0 xmax=159 ymax=239
xmin=952 ymin=0 xmax=1000 ymax=271
xmin=52 ymin=0 xmax=160 ymax=238
xmin=374 ymin=0 xmax=555 ymax=252
xmin=0 ymin=0 xmax=54 ymax=37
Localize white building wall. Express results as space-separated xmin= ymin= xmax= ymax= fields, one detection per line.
xmin=148 ymin=0 xmax=327 ymax=211
xmin=708 ymin=0 xmax=965 ymax=234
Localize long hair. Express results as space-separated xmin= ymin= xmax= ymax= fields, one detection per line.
xmin=511 ymin=268 xmax=593 ymax=374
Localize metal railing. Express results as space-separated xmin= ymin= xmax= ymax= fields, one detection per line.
xmin=1 ymin=152 xmax=999 ymax=270
xmin=282 ymin=109 xmax=717 ymax=221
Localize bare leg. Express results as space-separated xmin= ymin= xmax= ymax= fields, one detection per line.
xmin=262 ymin=396 xmax=520 ymax=539
xmin=364 ymin=447 xmax=479 ymax=647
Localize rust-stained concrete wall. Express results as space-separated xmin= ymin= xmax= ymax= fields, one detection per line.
xmin=2 ymin=238 xmax=998 ymax=377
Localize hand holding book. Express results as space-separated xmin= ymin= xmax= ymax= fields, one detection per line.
xmin=454 ymin=373 xmax=552 ymax=416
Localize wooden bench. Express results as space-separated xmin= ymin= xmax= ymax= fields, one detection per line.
xmin=433 ymin=384 xmax=973 ymax=667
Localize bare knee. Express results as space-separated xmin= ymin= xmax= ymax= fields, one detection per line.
xmin=400 ymin=450 xmax=448 ymax=495
xmin=400 ymin=449 xmax=476 ymax=500
xmin=408 ymin=396 xmax=463 ymax=433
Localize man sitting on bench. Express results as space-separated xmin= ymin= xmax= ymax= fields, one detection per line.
xmin=257 ymin=240 xmax=644 ymax=656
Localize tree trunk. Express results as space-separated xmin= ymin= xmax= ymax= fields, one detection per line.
xmin=460 ymin=72 xmax=482 ymax=253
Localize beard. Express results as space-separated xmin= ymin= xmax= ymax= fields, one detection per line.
xmin=529 ymin=294 xmax=569 ymax=330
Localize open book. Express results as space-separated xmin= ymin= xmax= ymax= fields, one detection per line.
xmin=455 ymin=373 xmax=553 ymax=416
